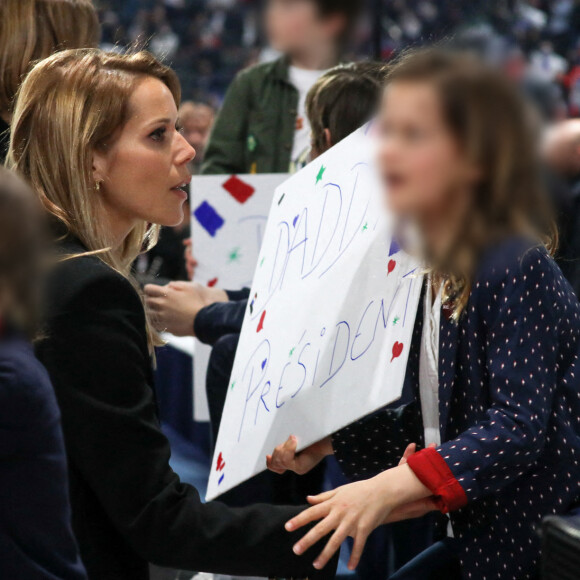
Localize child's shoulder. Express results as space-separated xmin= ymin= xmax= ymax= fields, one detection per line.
xmin=472 ymin=236 xmax=575 ymax=311
xmin=476 ymin=236 xmax=556 ymax=287
xmin=234 ymin=56 xmax=288 ymax=85
xmin=0 ymin=337 xmax=56 ymax=420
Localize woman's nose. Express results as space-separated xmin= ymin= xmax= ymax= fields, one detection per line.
xmin=177 ymin=133 xmax=196 ymax=165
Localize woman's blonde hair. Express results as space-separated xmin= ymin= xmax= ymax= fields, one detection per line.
xmin=7 ymin=49 xmax=182 ymax=347
xmin=386 ymin=49 xmax=558 ymax=318
xmin=0 ymin=0 xmax=100 ymax=118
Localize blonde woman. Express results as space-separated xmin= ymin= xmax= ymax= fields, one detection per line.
xmin=0 ymin=0 xmax=99 ymax=163
xmin=7 ymin=49 xmax=335 ymax=580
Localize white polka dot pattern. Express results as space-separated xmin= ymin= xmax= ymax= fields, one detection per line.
xmin=332 ymin=239 xmax=580 ymax=579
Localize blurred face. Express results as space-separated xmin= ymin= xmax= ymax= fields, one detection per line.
xmin=378 ymin=81 xmax=475 ymax=225
xmin=93 ymin=77 xmax=195 ymax=243
xmin=265 ymin=0 xmax=342 ymax=55
xmin=181 ymin=107 xmax=214 ymax=157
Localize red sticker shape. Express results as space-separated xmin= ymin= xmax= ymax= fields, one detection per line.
xmin=207 ymin=277 xmax=218 ymax=287
xmin=391 ymin=341 xmax=404 ymax=363
xmin=388 ymin=259 xmax=396 ymax=275
xmin=216 ymin=452 xmax=226 ymax=472
xmin=222 ymin=176 xmax=256 ymax=204
xmin=257 ymin=310 xmax=266 ymax=333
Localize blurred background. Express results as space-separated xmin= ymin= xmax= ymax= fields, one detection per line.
xmin=96 ymin=0 xmax=580 ymax=119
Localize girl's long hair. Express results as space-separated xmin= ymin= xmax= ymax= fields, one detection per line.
xmin=0 ymin=0 xmax=100 ymax=118
xmin=386 ymin=50 xmax=557 ymax=318
xmin=7 ymin=49 xmax=182 ymax=348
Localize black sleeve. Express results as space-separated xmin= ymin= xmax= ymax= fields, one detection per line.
xmin=39 ymin=269 xmax=336 ymax=578
xmin=225 ymin=287 xmax=251 ymax=302
xmin=194 ymin=299 xmax=248 ymax=345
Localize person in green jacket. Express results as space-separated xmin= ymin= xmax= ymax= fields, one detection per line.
xmin=202 ymin=0 xmax=362 ymax=175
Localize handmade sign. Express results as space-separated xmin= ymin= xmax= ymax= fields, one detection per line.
xmin=190 ymin=174 xmax=289 ymax=420
xmin=206 ymin=125 xmax=423 ymax=499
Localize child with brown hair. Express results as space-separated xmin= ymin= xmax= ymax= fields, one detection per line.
xmin=0 ymin=166 xmax=86 ymax=578
xmin=269 ymin=49 xmax=580 ymax=580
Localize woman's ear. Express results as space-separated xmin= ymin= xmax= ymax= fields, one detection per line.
xmin=91 ymin=149 xmax=108 ymax=187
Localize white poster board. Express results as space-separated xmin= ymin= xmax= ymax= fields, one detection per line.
xmin=190 ymin=174 xmax=289 ymax=421
xmin=207 ymin=125 xmax=423 ymax=500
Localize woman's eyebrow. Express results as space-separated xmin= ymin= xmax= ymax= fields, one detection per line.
xmin=146 ymin=117 xmax=172 ymax=127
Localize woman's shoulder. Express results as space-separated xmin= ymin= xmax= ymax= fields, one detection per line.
xmin=46 ymin=239 xmax=141 ymax=317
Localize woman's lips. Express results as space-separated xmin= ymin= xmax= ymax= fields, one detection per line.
xmin=170 ymin=186 xmax=189 ymax=201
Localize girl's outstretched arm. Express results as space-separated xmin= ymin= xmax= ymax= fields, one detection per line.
xmin=284 ymin=443 xmax=436 ymax=571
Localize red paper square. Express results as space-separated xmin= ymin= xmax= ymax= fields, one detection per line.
xmin=222 ymin=175 xmax=256 ymax=204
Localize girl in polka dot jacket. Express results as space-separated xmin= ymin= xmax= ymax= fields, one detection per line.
xmin=266 ymin=49 xmax=580 ymax=579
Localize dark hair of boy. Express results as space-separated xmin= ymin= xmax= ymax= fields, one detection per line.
xmin=307 ymin=61 xmax=387 ymax=156
xmin=313 ymin=0 xmax=363 ymax=41
xmin=0 ymin=167 xmax=46 ymax=339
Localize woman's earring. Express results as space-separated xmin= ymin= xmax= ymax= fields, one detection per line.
xmin=95 ymin=180 xmax=102 ymax=192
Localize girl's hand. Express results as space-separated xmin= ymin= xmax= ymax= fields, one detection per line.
xmin=285 ymin=443 xmax=434 ymax=571
xmin=266 ymin=436 xmax=333 ymax=475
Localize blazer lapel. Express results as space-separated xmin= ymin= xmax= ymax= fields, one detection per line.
xmin=438 ymin=303 xmax=459 ymax=441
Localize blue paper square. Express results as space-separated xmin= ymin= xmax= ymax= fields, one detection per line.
xmin=194 ymin=201 xmax=225 ymax=237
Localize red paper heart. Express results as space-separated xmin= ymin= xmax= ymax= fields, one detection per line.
xmin=207 ymin=277 xmax=218 ymax=287
xmin=388 ymin=259 xmax=396 ymax=275
xmin=257 ymin=310 xmax=266 ymax=333
xmin=391 ymin=341 xmax=404 ymax=363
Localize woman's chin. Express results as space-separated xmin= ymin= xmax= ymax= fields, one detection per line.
xmin=156 ymin=207 xmax=185 ymax=228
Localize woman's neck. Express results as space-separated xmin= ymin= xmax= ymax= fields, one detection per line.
xmin=96 ymin=201 xmax=137 ymax=255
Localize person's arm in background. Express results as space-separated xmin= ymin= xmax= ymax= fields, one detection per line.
xmin=144 ymin=282 xmax=250 ymax=341
xmin=40 ymin=266 xmax=337 ymax=578
xmin=202 ymin=70 xmax=253 ymax=175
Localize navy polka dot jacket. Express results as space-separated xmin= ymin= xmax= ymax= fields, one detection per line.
xmin=332 ymin=238 xmax=580 ymax=579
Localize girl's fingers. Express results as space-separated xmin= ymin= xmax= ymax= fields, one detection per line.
xmin=292 ymin=514 xmax=336 ymax=555
xmin=306 ymin=489 xmax=337 ymax=505
xmin=399 ymin=442 xmax=417 ymax=465
xmin=313 ymin=523 xmax=351 ymax=570
xmin=280 ymin=436 xmax=298 ymax=468
xmin=285 ymin=503 xmax=329 ymax=532
xmin=266 ymin=455 xmax=285 ymax=474
xmin=348 ymin=528 xmax=370 ymax=570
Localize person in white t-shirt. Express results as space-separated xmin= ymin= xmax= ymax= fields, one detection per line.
xmin=202 ymin=0 xmax=362 ymax=175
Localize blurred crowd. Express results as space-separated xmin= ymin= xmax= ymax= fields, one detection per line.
xmin=94 ymin=0 xmax=580 ymax=119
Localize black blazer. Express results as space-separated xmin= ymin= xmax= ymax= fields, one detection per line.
xmin=36 ymin=238 xmax=336 ymax=580
xmin=0 ymin=333 xmax=86 ymax=579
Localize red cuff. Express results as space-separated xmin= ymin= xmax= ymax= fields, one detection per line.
xmin=406 ymin=448 xmax=468 ymax=513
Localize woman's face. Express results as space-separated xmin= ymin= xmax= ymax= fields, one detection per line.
xmin=93 ymin=77 xmax=195 ymax=241
xmin=378 ymin=81 xmax=474 ymax=222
